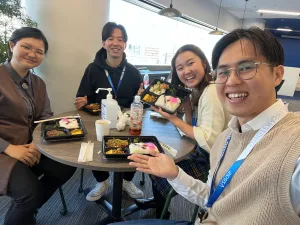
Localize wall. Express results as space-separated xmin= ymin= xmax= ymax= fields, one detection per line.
xmin=151 ymin=0 xmax=241 ymax=32
xmin=242 ymin=19 xmax=265 ymax=29
xmin=278 ymin=37 xmax=300 ymax=68
xmin=24 ymin=0 xmax=109 ymax=114
xmin=24 ymin=0 xmax=241 ymax=114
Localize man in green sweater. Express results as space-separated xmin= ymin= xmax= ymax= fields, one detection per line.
xmin=113 ymin=27 xmax=300 ymax=225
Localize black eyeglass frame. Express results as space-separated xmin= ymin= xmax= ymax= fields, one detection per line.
xmin=210 ymin=61 xmax=274 ymax=84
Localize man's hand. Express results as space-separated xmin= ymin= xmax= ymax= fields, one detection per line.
xmin=4 ymin=144 xmax=40 ymax=167
xmin=128 ymin=150 xmax=179 ymax=180
xmin=137 ymin=83 xmax=144 ymax=96
xmin=74 ymin=96 xmax=87 ymax=110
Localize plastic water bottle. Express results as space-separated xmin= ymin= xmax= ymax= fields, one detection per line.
xmin=129 ymin=96 xmax=143 ymax=135
xmin=143 ymin=73 xmax=149 ymax=89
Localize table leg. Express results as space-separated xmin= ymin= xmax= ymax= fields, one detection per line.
xmin=95 ymin=172 xmax=126 ymax=225
xmin=111 ymin=172 xmax=124 ymax=218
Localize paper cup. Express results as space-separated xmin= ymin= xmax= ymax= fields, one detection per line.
xmin=95 ymin=120 xmax=111 ymax=141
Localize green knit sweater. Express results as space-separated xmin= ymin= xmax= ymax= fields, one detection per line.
xmin=205 ymin=113 xmax=300 ymax=225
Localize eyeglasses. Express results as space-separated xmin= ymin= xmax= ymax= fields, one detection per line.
xmin=210 ymin=61 xmax=273 ymax=84
xmin=19 ymin=44 xmax=45 ymax=58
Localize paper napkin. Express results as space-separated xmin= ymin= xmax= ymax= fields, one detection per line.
xmin=78 ymin=141 xmax=94 ymax=162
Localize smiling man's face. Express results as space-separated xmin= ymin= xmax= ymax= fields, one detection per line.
xmin=215 ymin=38 xmax=283 ymax=125
xmin=102 ymin=28 xmax=126 ymax=59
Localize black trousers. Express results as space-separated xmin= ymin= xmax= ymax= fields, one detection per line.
xmin=4 ymin=155 xmax=76 ymax=225
xmin=92 ymin=171 xmax=136 ymax=182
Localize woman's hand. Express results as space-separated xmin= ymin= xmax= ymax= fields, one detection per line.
xmin=128 ymin=150 xmax=179 ymax=180
xmin=137 ymin=83 xmax=144 ymax=96
xmin=179 ymin=97 xmax=193 ymax=125
xmin=151 ymin=106 xmax=177 ymax=121
xmin=74 ymin=96 xmax=87 ymax=110
xmin=177 ymin=97 xmax=192 ymax=114
xmin=4 ymin=144 xmax=40 ymax=167
xmin=25 ymin=142 xmax=41 ymax=164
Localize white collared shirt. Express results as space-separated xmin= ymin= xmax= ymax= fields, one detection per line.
xmin=228 ymin=99 xmax=300 ymax=215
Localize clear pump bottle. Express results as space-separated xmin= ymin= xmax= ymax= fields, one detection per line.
xmin=95 ymin=88 xmax=119 ymax=128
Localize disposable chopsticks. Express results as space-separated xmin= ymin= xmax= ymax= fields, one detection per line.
xmin=34 ymin=115 xmax=80 ymax=124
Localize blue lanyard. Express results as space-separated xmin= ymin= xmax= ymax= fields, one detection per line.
xmin=192 ymin=108 xmax=197 ymax=126
xmin=206 ymin=106 xmax=288 ymax=208
xmin=105 ymin=66 xmax=126 ymax=98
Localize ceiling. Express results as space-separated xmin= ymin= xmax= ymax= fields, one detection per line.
xmin=211 ymin=0 xmax=300 ymax=19
xmin=210 ymin=0 xmax=300 ymax=38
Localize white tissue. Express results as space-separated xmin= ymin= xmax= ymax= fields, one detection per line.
xmin=116 ymin=111 xmax=130 ymax=131
xmin=78 ymin=142 xmax=94 ymax=162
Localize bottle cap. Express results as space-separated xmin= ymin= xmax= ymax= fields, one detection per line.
xmin=134 ymin=95 xmax=141 ymax=102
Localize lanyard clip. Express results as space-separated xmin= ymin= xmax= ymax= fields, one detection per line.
xmin=198 ymin=207 xmax=209 ymax=222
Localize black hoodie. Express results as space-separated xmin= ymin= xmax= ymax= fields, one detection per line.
xmin=76 ymin=48 xmax=142 ymax=108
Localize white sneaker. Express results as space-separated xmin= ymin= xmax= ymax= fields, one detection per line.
xmin=122 ymin=180 xmax=144 ymax=199
xmin=86 ymin=180 xmax=109 ymax=201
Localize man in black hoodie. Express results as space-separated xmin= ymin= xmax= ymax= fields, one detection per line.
xmin=74 ymin=22 xmax=144 ymax=201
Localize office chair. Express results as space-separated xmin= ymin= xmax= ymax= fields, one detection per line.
xmin=160 ymin=187 xmax=200 ymax=222
xmin=58 ymin=186 xmax=68 ymax=215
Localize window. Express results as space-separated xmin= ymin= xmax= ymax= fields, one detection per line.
xmin=109 ymin=0 xmax=222 ymax=65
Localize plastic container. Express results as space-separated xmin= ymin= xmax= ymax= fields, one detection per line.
xmin=95 ymin=88 xmax=119 ymax=128
xmin=139 ymin=79 xmax=191 ymax=114
xmin=129 ymin=96 xmax=143 ymax=135
xmin=143 ymin=73 xmax=149 ymax=89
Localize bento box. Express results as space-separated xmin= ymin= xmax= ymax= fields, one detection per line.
xmin=41 ymin=117 xmax=87 ymax=141
xmin=83 ymin=103 xmax=101 ymax=115
xmin=140 ymin=79 xmax=191 ymax=114
xmin=102 ymin=136 xmax=164 ymax=159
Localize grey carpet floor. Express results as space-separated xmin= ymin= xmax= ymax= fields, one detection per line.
xmin=0 ymin=169 xmax=195 ymax=225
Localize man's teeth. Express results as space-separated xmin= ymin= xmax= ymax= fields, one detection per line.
xmin=228 ymin=93 xmax=248 ymax=98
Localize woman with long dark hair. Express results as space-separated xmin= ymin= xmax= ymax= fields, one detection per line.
xmin=150 ymin=44 xmax=230 ymax=218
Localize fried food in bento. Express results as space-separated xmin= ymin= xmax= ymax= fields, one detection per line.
xmin=106 ymin=139 xmax=129 ymax=148
xmin=85 ymin=103 xmax=101 ymax=111
xmin=142 ymin=94 xmax=157 ymax=103
xmin=149 ymin=81 xmax=169 ymax=95
xmin=106 ymin=148 xmax=125 ymax=154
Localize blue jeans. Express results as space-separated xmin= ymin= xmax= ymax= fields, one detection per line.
xmin=110 ymin=219 xmax=194 ymax=225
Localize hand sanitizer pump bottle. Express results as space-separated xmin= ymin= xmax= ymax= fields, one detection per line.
xmin=95 ymin=88 xmax=119 ymax=128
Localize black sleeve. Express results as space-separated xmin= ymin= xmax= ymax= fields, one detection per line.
xmin=134 ymin=67 xmax=143 ymax=92
xmin=76 ymin=64 xmax=97 ymax=103
xmin=134 ymin=68 xmax=149 ymax=109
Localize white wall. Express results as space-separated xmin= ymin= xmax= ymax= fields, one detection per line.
xmin=24 ymin=0 xmax=110 ymax=114
xmin=23 ymin=0 xmax=241 ymax=114
xmin=152 ymin=0 xmax=241 ymax=32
